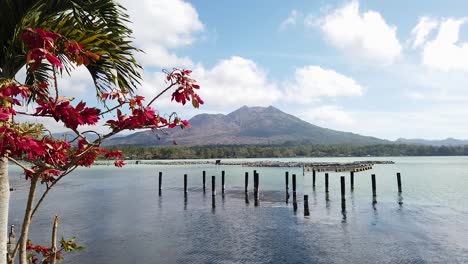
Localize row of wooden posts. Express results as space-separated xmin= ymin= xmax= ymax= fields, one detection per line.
xmin=158 ymin=169 xmax=403 ymax=216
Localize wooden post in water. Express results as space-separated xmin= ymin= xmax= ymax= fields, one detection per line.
xmin=254 ymin=172 xmax=260 ymax=206
xmin=184 ymin=174 xmax=188 ymax=196
xmin=158 ymin=172 xmax=162 ymax=196
xmin=202 ymin=171 xmax=206 ymax=193
xmin=350 ymin=171 xmax=354 ymax=190
xmin=371 ymin=174 xmax=376 ymax=197
xmin=340 ymin=176 xmax=345 ymax=202
xmin=312 ymin=170 xmax=316 ymax=188
xmin=325 ymin=173 xmax=329 ymax=193
xmin=285 ymin=171 xmax=289 ymax=203
xmin=292 ymin=174 xmax=297 ymax=211
xmin=221 ymin=170 xmax=225 ymax=194
xmin=397 ymin=172 xmax=402 ymax=193
xmin=304 ymin=195 xmax=310 ymax=216
xmin=292 ymin=174 xmax=297 ymax=194
xmin=245 ymin=172 xmax=249 ymax=192
xmin=212 ymin=176 xmax=216 ymax=196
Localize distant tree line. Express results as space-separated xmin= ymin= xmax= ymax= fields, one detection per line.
xmin=102 ymin=144 xmax=468 ymax=160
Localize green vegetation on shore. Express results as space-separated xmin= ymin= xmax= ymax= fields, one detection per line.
xmin=103 ymin=144 xmax=468 ymax=159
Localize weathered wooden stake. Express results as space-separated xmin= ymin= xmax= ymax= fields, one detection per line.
xmin=292 ymin=174 xmax=297 ymax=194
xmin=340 ymin=176 xmax=345 ymax=202
xmin=202 ymin=171 xmax=206 ymax=193
xmin=245 ymin=172 xmax=249 ymax=192
xmin=285 ymin=171 xmax=289 ymax=203
xmin=371 ymin=174 xmax=376 ymax=197
xmin=221 ymin=170 xmax=225 ymax=194
xmin=254 ymin=173 xmax=259 ymax=198
xmin=292 ymin=174 xmax=297 ymax=211
xmin=304 ymin=195 xmax=310 ymax=216
xmin=325 ymin=173 xmax=329 ymax=193
xmin=212 ymin=176 xmax=216 ymax=196
xmin=158 ymin=172 xmax=162 ymax=196
xmin=397 ymin=172 xmax=402 ymax=193
xmin=312 ymin=170 xmax=316 ymax=187
xmin=350 ymin=171 xmax=354 ymax=190
xmin=184 ymin=174 xmax=188 ymax=196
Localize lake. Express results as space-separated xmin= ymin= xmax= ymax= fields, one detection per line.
xmin=8 ymin=156 xmax=468 ymax=263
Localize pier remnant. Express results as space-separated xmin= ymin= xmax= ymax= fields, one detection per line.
xmin=325 ymin=173 xmax=329 ymax=193
xmin=184 ymin=174 xmax=188 ymax=196
xmin=397 ymin=172 xmax=402 ymax=193
xmin=202 ymin=171 xmax=206 ymax=193
xmin=304 ymin=195 xmax=310 ymax=216
xmin=158 ymin=172 xmax=162 ymax=196
xmin=372 ymin=174 xmax=377 ymax=197
xmin=212 ymin=176 xmax=216 ymax=196
xmin=340 ymin=176 xmax=345 ymax=202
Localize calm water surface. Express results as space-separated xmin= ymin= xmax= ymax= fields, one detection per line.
xmin=8 ymin=157 xmax=468 ymax=263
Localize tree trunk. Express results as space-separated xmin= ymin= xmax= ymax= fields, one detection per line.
xmin=19 ymin=176 xmax=38 ymax=264
xmin=0 ymin=158 xmax=9 ymax=264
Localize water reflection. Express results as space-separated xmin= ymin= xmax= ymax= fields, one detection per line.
xmin=293 ymin=193 xmax=297 ymax=213
xmin=372 ymin=197 xmax=378 ymax=211
xmin=211 ymin=195 xmax=216 ymax=213
xmin=398 ymin=193 xmax=404 ymax=207
xmin=184 ymin=196 xmax=188 ymax=210
xmin=341 ymin=200 xmax=347 ymax=223
xmin=245 ymin=192 xmax=249 ymax=205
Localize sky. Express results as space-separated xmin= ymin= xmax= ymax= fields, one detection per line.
xmin=27 ymin=0 xmax=468 ymax=140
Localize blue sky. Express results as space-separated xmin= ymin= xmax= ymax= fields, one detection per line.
xmin=32 ymin=0 xmax=468 ymax=140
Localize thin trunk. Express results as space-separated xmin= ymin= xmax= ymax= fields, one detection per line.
xmin=0 ymin=158 xmax=9 ymax=264
xmin=50 ymin=216 xmax=59 ymax=264
xmin=18 ymin=176 xmax=38 ymax=264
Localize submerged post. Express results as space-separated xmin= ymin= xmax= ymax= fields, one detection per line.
xmin=371 ymin=174 xmax=376 ymax=197
xmin=292 ymin=174 xmax=297 ymax=194
xmin=158 ymin=172 xmax=162 ymax=196
xmin=397 ymin=172 xmax=402 ymax=193
xmin=202 ymin=171 xmax=206 ymax=193
xmin=350 ymin=171 xmax=354 ymax=190
xmin=184 ymin=174 xmax=188 ymax=196
xmin=285 ymin=171 xmax=289 ymax=203
xmin=245 ymin=172 xmax=249 ymax=192
xmin=340 ymin=176 xmax=345 ymax=202
xmin=221 ymin=170 xmax=225 ymax=194
xmin=304 ymin=195 xmax=310 ymax=216
xmin=292 ymin=174 xmax=297 ymax=211
xmin=212 ymin=176 xmax=216 ymax=196
xmin=312 ymin=170 xmax=316 ymax=188
xmin=325 ymin=173 xmax=329 ymax=193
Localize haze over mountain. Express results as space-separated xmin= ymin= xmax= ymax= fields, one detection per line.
xmin=104 ymin=106 xmax=389 ymax=146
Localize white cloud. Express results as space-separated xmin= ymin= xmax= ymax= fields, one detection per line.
xmin=119 ymin=0 xmax=204 ymax=68
xmin=279 ymin=10 xmax=300 ymax=31
xmin=135 ymin=56 xmax=281 ymax=113
xmin=421 ymin=18 xmax=468 ymax=72
xmin=193 ymin=56 xmax=281 ymax=109
xmin=316 ymin=0 xmax=401 ymax=65
xmin=304 ymin=105 xmax=354 ymax=127
xmin=410 ymin=16 xmax=439 ymax=49
xmin=284 ymin=66 xmax=363 ymax=104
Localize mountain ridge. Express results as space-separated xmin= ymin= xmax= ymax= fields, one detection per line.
xmin=103 ymin=105 xmax=389 ymax=146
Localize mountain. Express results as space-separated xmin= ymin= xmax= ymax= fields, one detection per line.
xmin=395 ymin=138 xmax=468 ymax=146
xmin=104 ymin=105 xmax=389 ymax=146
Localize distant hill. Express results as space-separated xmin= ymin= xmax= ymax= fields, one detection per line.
xmin=395 ymin=138 xmax=468 ymax=146
xmin=104 ymin=105 xmax=389 ymax=146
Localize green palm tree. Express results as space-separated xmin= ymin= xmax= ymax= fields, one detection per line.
xmin=0 ymin=1 xmax=142 ymax=263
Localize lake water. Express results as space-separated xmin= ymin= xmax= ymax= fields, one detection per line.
xmin=8 ymin=157 xmax=468 ymax=263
